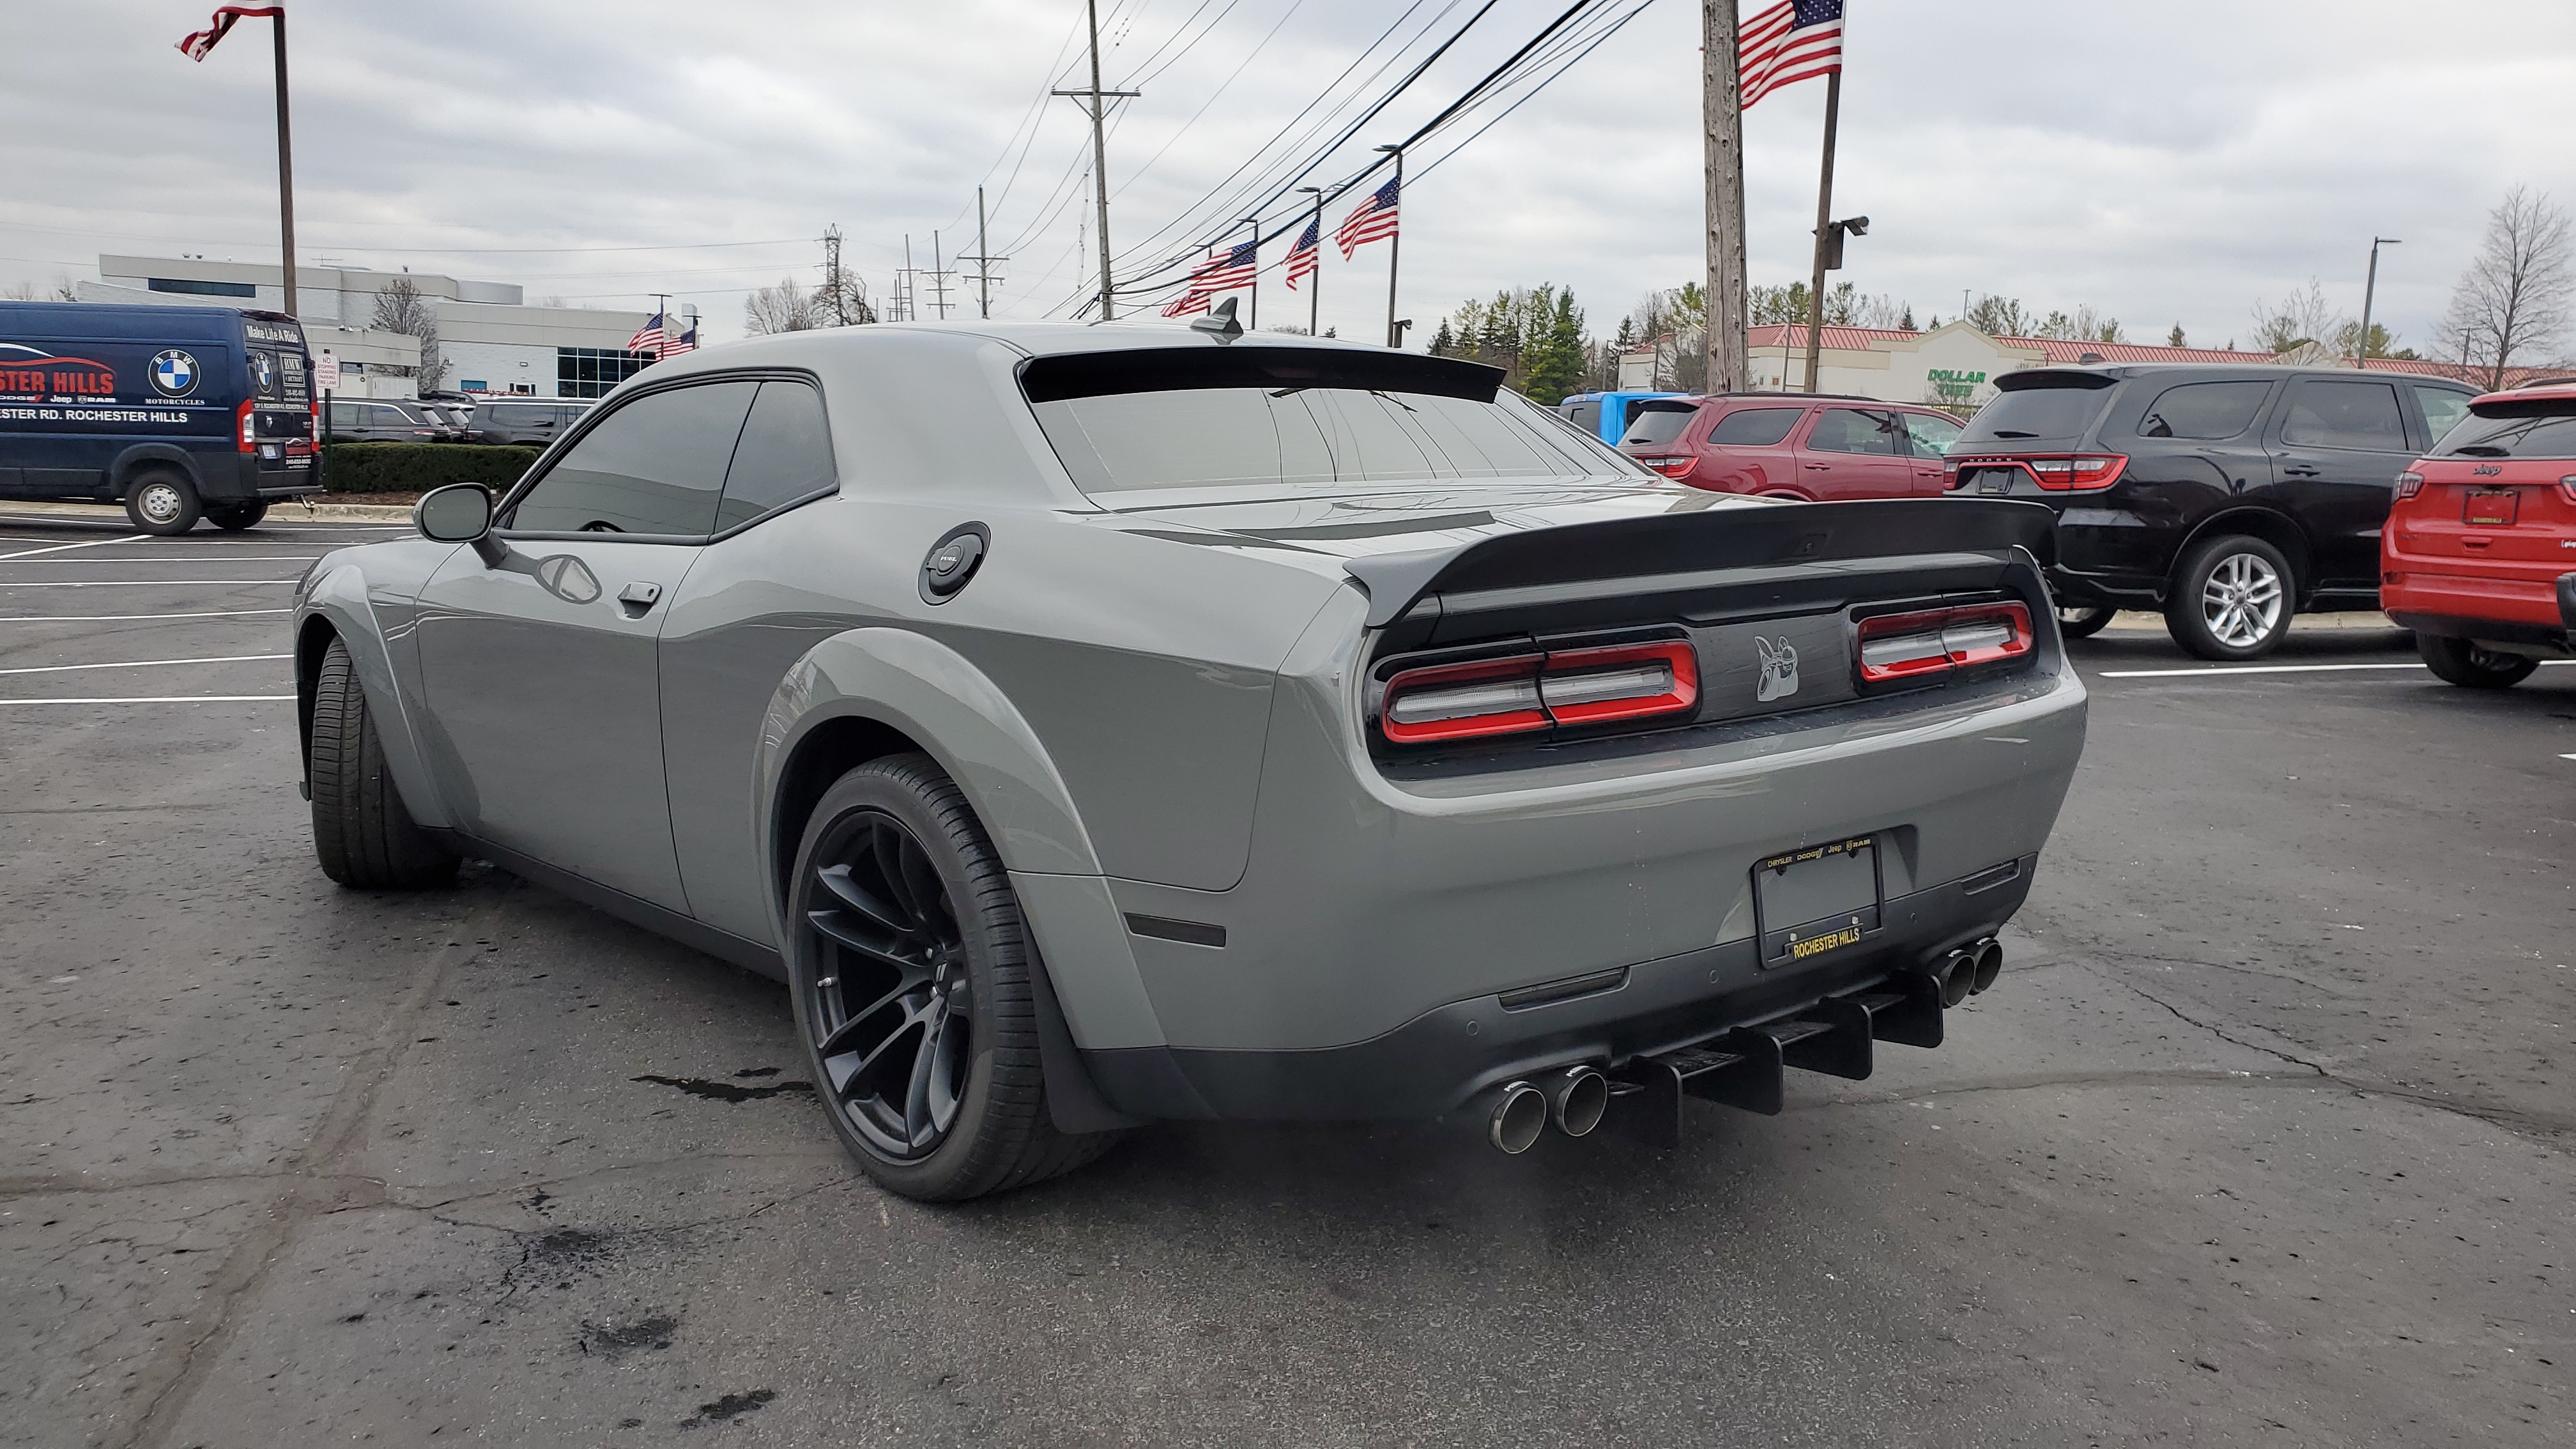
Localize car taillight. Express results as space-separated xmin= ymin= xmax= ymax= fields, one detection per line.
xmin=1855 ymin=601 xmax=2033 ymax=686
xmin=1636 ymin=455 xmax=1696 ymax=479
xmin=2396 ymin=471 xmax=2425 ymax=500
xmin=2022 ymin=455 xmax=2126 ymax=491
xmin=2561 ymin=473 xmax=2576 ymax=505
xmin=1380 ymin=640 xmax=1698 ymax=744
xmin=236 ymin=399 xmax=256 ymax=452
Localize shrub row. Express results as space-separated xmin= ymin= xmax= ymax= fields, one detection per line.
xmin=319 ymin=442 xmax=539 ymax=494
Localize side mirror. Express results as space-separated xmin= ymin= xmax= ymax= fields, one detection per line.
xmin=416 ymin=482 xmax=494 ymax=544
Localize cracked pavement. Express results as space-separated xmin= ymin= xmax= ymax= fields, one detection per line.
xmin=4 ymin=530 xmax=2570 ymax=1448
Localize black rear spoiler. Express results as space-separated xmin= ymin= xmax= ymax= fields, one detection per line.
xmin=1341 ymin=498 xmax=2057 ymax=629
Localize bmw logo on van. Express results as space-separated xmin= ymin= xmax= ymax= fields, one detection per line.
xmin=150 ymin=349 xmax=200 ymax=397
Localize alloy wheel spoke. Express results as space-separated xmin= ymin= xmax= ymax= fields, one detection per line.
xmin=903 ymin=1001 xmax=946 ymax=1146
xmin=816 ymin=862 xmax=912 ymax=936
xmin=871 ymin=821 xmax=925 ymax=928
xmin=815 ymin=970 xmax=932 ymax=1060
xmin=805 ymin=907 xmax=920 ymax=969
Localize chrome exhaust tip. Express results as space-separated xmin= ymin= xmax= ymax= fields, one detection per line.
xmin=1489 ymin=1080 xmax=1548 ymax=1154
xmin=1970 ymin=939 xmax=2003 ymax=995
xmin=1938 ymin=952 xmax=1974 ymax=1008
xmin=1545 ymin=1066 xmax=1609 ymax=1138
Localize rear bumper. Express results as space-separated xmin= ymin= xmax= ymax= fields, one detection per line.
xmin=2384 ymin=569 xmax=2576 ymax=648
xmin=1084 ymin=854 xmax=2038 ymax=1121
xmin=198 ymin=453 xmax=321 ymax=502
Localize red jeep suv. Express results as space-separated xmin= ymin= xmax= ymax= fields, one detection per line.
xmin=1617 ymin=395 xmax=1964 ymax=500
xmin=2381 ymin=382 xmax=2576 ymax=687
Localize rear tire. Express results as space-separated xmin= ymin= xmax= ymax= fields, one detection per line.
xmin=2416 ymin=633 xmax=2538 ymax=689
xmin=206 ymin=500 xmax=269 ymax=531
xmin=2166 ymin=534 xmax=2294 ymax=660
xmin=787 ymin=753 xmax=1119 ymax=1202
xmin=123 ymin=469 xmax=201 ymax=535
xmin=2055 ymin=605 xmax=2116 ymax=640
xmin=309 ymin=638 xmax=458 ymax=888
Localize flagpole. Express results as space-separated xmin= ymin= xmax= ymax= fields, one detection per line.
xmin=270 ymin=8 xmax=296 ymax=316
xmin=1703 ymin=0 xmax=1748 ymax=393
xmin=1801 ymin=66 xmax=1841 ymax=394
xmin=1377 ymin=144 xmax=1404 ymax=348
xmin=1300 ymin=187 xmax=1323 ymax=336
xmin=1243 ymin=216 xmax=1260 ymax=330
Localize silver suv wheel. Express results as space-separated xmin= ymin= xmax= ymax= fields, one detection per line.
xmin=2199 ymin=550 xmax=2283 ymax=650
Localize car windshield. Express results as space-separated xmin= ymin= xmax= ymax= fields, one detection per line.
xmin=2432 ymin=406 xmax=2576 ymax=458
xmin=1958 ymin=379 xmax=2116 ymax=445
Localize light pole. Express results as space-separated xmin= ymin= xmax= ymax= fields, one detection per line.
xmin=2358 ymin=236 xmax=2401 ymax=369
xmin=1297 ymin=187 xmax=1323 ymax=337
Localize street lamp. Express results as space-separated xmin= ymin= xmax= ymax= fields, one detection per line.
xmin=2358 ymin=237 xmax=2401 ymax=369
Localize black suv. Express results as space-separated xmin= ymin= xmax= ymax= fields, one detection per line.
xmin=1945 ymin=364 xmax=2477 ymax=658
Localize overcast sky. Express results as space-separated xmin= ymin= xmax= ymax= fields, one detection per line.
xmin=6 ymin=1 xmax=2575 ymax=356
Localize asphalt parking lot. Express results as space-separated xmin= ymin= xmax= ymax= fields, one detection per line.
xmin=3 ymin=514 xmax=2570 ymax=1448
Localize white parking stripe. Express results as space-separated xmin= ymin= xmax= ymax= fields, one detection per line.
xmin=0 ymin=534 xmax=150 ymax=561
xmin=0 ymin=609 xmax=292 ymax=622
xmin=0 ymin=695 xmax=293 ymax=705
xmin=0 ymin=580 xmax=298 ymax=588
xmin=0 ymin=653 xmax=290 ymax=676
xmin=2099 ymin=660 xmax=2574 ymax=678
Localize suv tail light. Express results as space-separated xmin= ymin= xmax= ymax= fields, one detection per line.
xmin=2561 ymin=473 xmax=2576 ymax=504
xmin=2021 ymin=455 xmax=2126 ymax=491
xmin=1635 ymin=454 xmax=1696 ymax=479
xmin=2396 ymin=471 xmax=2425 ymax=499
xmin=1855 ymin=601 xmax=2033 ymax=685
xmin=235 ymin=398 xmax=256 ymax=452
xmin=1381 ymin=640 xmax=1698 ymax=744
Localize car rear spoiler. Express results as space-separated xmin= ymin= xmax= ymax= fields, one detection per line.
xmin=1340 ymin=498 xmax=2058 ymax=629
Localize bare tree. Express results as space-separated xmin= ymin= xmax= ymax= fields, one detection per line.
xmin=2250 ymin=280 xmax=2349 ymax=355
xmin=369 ymin=277 xmax=444 ymax=388
xmin=5 ymin=274 xmax=80 ymax=302
xmin=744 ymin=278 xmax=820 ymax=335
xmin=2440 ymin=185 xmax=2574 ymax=389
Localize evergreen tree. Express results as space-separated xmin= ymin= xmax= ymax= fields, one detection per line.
xmin=1522 ymin=286 xmax=1588 ymax=406
xmin=1899 ymin=303 xmax=1917 ymax=332
xmin=1428 ymin=319 xmax=1456 ymax=356
xmin=2168 ymin=323 xmax=2187 ymax=348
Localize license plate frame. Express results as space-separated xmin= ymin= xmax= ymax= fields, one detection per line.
xmin=2464 ymin=487 xmax=2518 ymax=526
xmin=1753 ymin=834 xmax=1884 ymax=968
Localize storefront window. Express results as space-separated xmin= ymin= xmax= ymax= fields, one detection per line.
xmin=556 ymin=348 xmax=653 ymax=399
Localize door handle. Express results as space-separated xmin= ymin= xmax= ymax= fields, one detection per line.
xmin=2281 ymin=464 xmax=2322 ymax=477
xmin=618 ymin=581 xmax=662 ymax=613
xmin=1803 ymin=463 xmax=1830 ymax=470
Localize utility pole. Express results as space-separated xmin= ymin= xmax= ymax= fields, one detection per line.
xmin=2358 ymin=236 xmax=2401 ymax=369
xmin=1801 ymin=69 xmax=1843 ymax=393
xmin=270 ymin=12 xmax=296 ymax=315
xmin=930 ymin=231 xmax=953 ymax=319
xmin=901 ymin=234 xmax=916 ymax=322
xmin=1377 ymin=143 xmax=1404 ymax=348
xmin=963 ymin=187 xmax=1012 ymax=319
xmin=1052 ymin=1 xmax=1137 ymax=321
xmin=650 ymin=292 xmax=671 ymax=356
xmin=1243 ymin=216 xmax=1261 ymax=330
xmin=1298 ymin=186 xmax=1323 ymax=336
xmin=1702 ymin=0 xmax=1747 ymax=392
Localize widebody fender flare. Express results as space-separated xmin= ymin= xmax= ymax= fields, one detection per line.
xmin=295 ymin=564 xmax=457 ymax=829
xmin=753 ymin=626 xmax=1167 ymax=1052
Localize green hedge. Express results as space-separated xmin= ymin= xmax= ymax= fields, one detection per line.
xmin=319 ymin=442 xmax=540 ymax=494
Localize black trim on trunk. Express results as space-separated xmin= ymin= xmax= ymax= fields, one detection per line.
xmin=1018 ymin=346 xmax=1505 ymax=405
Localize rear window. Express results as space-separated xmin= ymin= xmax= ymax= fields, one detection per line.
xmin=1620 ymin=403 xmax=1698 ymax=448
xmin=2432 ymin=410 xmax=2576 ymax=459
xmin=2136 ymin=381 xmax=2270 ymax=440
xmin=1708 ymin=407 xmax=1802 ymax=447
xmin=1958 ymin=378 xmax=2115 ymax=446
xmin=485 ymin=404 xmax=542 ymax=425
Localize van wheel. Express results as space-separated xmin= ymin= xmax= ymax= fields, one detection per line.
xmin=124 ymin=470 xmax=201 ymax=535
xmin=2055 ymin=605 xmax=2116 ymax=639
xmin=2416 ymin=634 xmax=2538 ymax=689
xmin=309 ymin=637 xmax=459 ymax=888
xmin=207 ymin=501 xmax=269 ymax=531
xmin=2166 ymin=535 xmax=2293 ymax=660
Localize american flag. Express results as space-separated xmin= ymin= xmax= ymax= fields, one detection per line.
xmin=1335 ymin=176 xmax=1400 ymax=260
xmin=1160 ymin=241 xmax=1258 ymax=316
xmin=660 ymin=319 xmax=696 ymax=358
xmin=176 ymin=5 xmax=280 ymax=61
xmin=1738 ymin=0 xmax=1843 ymax=111
xmin=626 ymin=312 xmax=668 ymax=355
xmin=1283 ymin=218 xmax=1320 ymax=291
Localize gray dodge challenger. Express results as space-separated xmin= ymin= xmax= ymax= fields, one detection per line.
xmin=291 ymin=317 xmax=2087 ymax=1200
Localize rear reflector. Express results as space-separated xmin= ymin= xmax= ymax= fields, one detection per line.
xmin=1855 ymin=601 xmax=2033 ymax=685
xmin=1381 ymin=640 xmax=1698 ymax=744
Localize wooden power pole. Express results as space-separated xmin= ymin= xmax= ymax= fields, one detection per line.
xmin=1703 ymin=0 xmax=1748 ymax=394
xmin=1800 ymin=69 xmax=1844 ymax=394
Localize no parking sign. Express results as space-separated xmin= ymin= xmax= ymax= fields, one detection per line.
xmin=314 ymin=348 xmax=341 ymax=392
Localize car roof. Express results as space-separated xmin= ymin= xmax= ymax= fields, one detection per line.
xmin=2469 ymin=381 xmax=2576 ymax=415
xmin=1999 ymin=362 xmax=2482 ymax=390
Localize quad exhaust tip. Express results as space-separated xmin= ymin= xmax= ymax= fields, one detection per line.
xmin=1971 ymin=939 xmax=2004 ymax=995
xmin=1489 ymin=1080 xmax=1548 ymax=1154
xmin=1933 ymin=938 xmax=2002 ymax=1007
xmin=1546 ymin=1065 xmax=1609 ymax=1138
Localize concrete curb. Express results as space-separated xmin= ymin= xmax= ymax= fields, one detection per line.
xmin=0 ymin=498 xmax=416 ymax=523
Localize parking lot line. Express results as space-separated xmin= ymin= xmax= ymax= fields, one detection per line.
xmin=0 ymin=608 xmax=292 ymax=622
xmin=0 ymin=695 xmax=295 ymax=705
xmin=2099 ymin=660 xmax=2574 ymax=678
xmin=0 ymin=653 xmax=290 ymax=676
xmin=0 ymin=579 xmax=299 ymax=588
xmin=0 ymin=533 xmax=150 ymax=561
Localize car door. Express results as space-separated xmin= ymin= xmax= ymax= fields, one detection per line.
xmin=1897 ymin=410 xmax=1964 ymax=494
xmin=1793 ymin=406 xmax=1913 ymax=499
xmin=413 ymin=378 xmax=759 ymax=911
xmin=2269 ymin=378 xmax=2416 ymax=586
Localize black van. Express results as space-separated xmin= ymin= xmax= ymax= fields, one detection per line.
xmin=1943 ymin=364 xmax=2478 ymax=659
xmin=1 ymin=301 xmax=322 ymax=534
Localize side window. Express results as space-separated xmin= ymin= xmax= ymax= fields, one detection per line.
xmin=714 ymin=380 xmax=836 ymax=530
xmin=1569 ymin=401 xmax=1600 ymax=435
xmin=1901 ymin=411 xmax=1963 ymax=458
xmin=2137 ymin=381 xmax=2271 ymax=440
xmin=1806 ymin=407 xmax=1903 ymax=455
xmin=2280 ymin=381 xmax=2406 ymax=450
xmin=505 ymin=381 xmax=758 ymax=536
xmin=327 ymin=401 xmax=359 ymax=429
xmin=2411 ymin=385 xmax=2471 ymax=445
xmin=1708 ymin=407 xmax=1804 ymax=447
xmin=1618 ymin=404 xmax=1698 ymax=448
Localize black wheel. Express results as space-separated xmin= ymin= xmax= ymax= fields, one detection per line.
xmin=309 ymin=638 xmax=458 ymax=888
xmin=2166 ymin=534 xmax=2294 ymax=660
xmin=2416 ymin=633 xmax=2538 ymax=689
xmin=788 ymin=753 xmax=1117 ymax=1202
xmin=2055 ymin=604 xmax=2116 ymax=639
xmin=207 ymin=500 xmax=270 ymax=531
xmin=123 ymin=468 xmax=201 ymax=535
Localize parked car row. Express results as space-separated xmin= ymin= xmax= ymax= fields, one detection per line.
xmin=1581 ymin=363 xmax=2570 ymax=675
xmin=323 ymin=395 xmax=595 ymax=446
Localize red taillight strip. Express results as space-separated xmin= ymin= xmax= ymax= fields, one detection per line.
xmin=1947 ymin=454 xmax=2126 ymax=491
xmin=1379 ymin=639 xmax=1699 ymax=744
xmin=1634 ymin=454 xmax=1696 ymax=479
xmin=1855 ymin=601 xmax=2033 ymax=685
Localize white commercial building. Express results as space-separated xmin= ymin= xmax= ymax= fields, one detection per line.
xmin=77 ymin=256 xmax=682 ymax=401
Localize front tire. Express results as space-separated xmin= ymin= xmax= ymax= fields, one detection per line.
xmin=2416 ymin=633 xmax=2538 ymax=689
xmin=788 ymin=753 xmax=1117 ymax=1202
xmin=309 ymin=638 xmax=458 ymax=888
xmin=124 ymin=469 xmax=201 ymax=535
xmin=2055 ymin=604 xmax=2117 ymax=640
xmin=2166 ymin=535 xmax=2294 ymax=660
xmin=207 ymin=500 xmax=269 ymax=531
